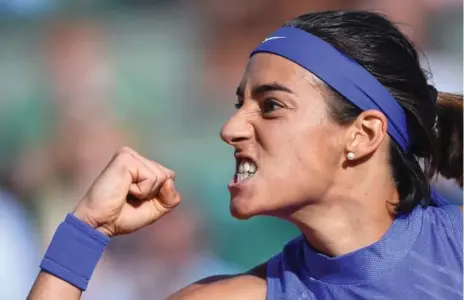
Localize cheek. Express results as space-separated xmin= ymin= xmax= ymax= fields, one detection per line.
xmin=296 ymin=122 xmax=342 ymax=167
xmin=262 ymin=114 xmax=340 ymax=167
xmin=293 ymin=130 xmax=341 ymax=183
xmin=258 ymin=118 xmax=342 ymax=203
xmin=291 ymin=109 xmax=342 ymax=167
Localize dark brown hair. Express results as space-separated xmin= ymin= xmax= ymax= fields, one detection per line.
xmin=285 ymin=11 xmax=463 ymax=212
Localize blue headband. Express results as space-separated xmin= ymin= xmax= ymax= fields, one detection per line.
xmin=250 ymin=27 xmax=409 ymax=152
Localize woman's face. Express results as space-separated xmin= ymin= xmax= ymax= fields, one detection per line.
xmin=221 ymin=53 xmax=348 ymax=219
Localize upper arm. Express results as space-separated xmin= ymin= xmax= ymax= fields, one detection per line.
xmin=168 ymin=264 xmax=267 ymax=300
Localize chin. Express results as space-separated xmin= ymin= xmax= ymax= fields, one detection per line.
xmin=229 ymin=195 xmax=261 ymax=220
xmin=229 ymin=192 xmax=278 ymax=220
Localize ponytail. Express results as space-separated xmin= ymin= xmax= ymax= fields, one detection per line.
xmin=434 ymin=92 xmax=463 ymax=187
xmin=286 ymin=11 xmax=461 ymax=212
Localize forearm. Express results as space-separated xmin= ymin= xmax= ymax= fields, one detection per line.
xmin=26 ymin=147 xmax=181 ymax=299
xmin=27 ymin=214 xmax=109 ymax=300
xmin=27 ymin=272 xmax=81 ymax=300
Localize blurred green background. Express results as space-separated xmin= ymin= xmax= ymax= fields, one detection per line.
xmin=0 ymin=1 xmax=461 ymax=299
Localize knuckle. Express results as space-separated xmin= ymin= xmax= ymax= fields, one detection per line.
xmin=149 ymin=172 xmax=159 ymax=185
xmin=159 ymin=172 xmax=168 ymax=183
xmin=114 ymin=151 xmax=133 ymax=168
xmin=152 ymin=163 xmax=167 ymax=178
xmin=116 ymin=146 xmax=132 ymax=155
xmin=148 ymin=159 xmax=161 ymax=169
xmin=159 ymin=165 xmax=175 ymax=178
xmin=163 ymin=166 xmax=172 ymax=177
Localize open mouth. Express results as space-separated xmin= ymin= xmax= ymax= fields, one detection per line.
xmin=235 ymin=159 xmax=258 ymax=183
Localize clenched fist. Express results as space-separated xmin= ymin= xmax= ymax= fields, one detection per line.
xmin=73 ymin=147 xmax=181 ymax=237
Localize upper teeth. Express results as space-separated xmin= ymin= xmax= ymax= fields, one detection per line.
xmin=238 ymin=160 xmax=257 ymax=174
xmin=237 ymin=160 xmax=257 ymax=182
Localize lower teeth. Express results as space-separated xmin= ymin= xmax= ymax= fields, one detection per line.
xmin=237 ymin=172 xmax=255 ymax=181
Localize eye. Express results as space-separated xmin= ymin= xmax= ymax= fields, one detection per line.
xmin=234 ymin=100 xmax=243 ymax=110
xmin=261 ymin=98 xmax=283 ymax=114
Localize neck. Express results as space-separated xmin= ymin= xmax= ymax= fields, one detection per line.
xmin=289 ymin=169 xmax=399 ymax=257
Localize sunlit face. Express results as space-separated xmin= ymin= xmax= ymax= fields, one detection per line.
xmin=220 ymin=53 xmax=348 ymax=219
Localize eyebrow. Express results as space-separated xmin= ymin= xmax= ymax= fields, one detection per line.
xmin=236 ymin=82 xmax=293 ymax=98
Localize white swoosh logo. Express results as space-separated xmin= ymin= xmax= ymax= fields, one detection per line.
xmin=262 ymin=36 xmax=286 ymax=43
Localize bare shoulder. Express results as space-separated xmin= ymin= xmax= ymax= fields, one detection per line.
xmin=168 ymin=263 xmax=267 ymax=300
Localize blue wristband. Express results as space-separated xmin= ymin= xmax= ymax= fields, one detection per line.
xmin=40 ymin=214 xmax=110 ymax=291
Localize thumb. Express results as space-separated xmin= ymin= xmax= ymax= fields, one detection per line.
xmin=157 ymin=179 xmax=181 ymax=208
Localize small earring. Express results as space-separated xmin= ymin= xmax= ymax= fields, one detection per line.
xmin=347 ymin=152 xmax=355 ymax=160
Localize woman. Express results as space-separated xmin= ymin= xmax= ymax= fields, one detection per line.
xmin=28 ymin=11 xmax=462 ymax=300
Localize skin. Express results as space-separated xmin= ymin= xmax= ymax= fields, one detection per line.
xmin=28 ymin=53 xmax=405 ymax=299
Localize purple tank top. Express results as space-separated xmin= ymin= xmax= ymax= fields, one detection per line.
xmin=266 ymin=205 xmax=463 ymax=299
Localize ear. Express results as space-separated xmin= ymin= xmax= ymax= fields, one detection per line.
xmin=344 ymin=110 xmax=388 ymax=160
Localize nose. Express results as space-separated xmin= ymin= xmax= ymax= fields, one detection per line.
xmin=220 ymin=111 xmax=254 ymax=147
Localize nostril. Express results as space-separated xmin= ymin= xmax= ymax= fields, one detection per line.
xmin=231 ymin=136 xmax=248 ymax=143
